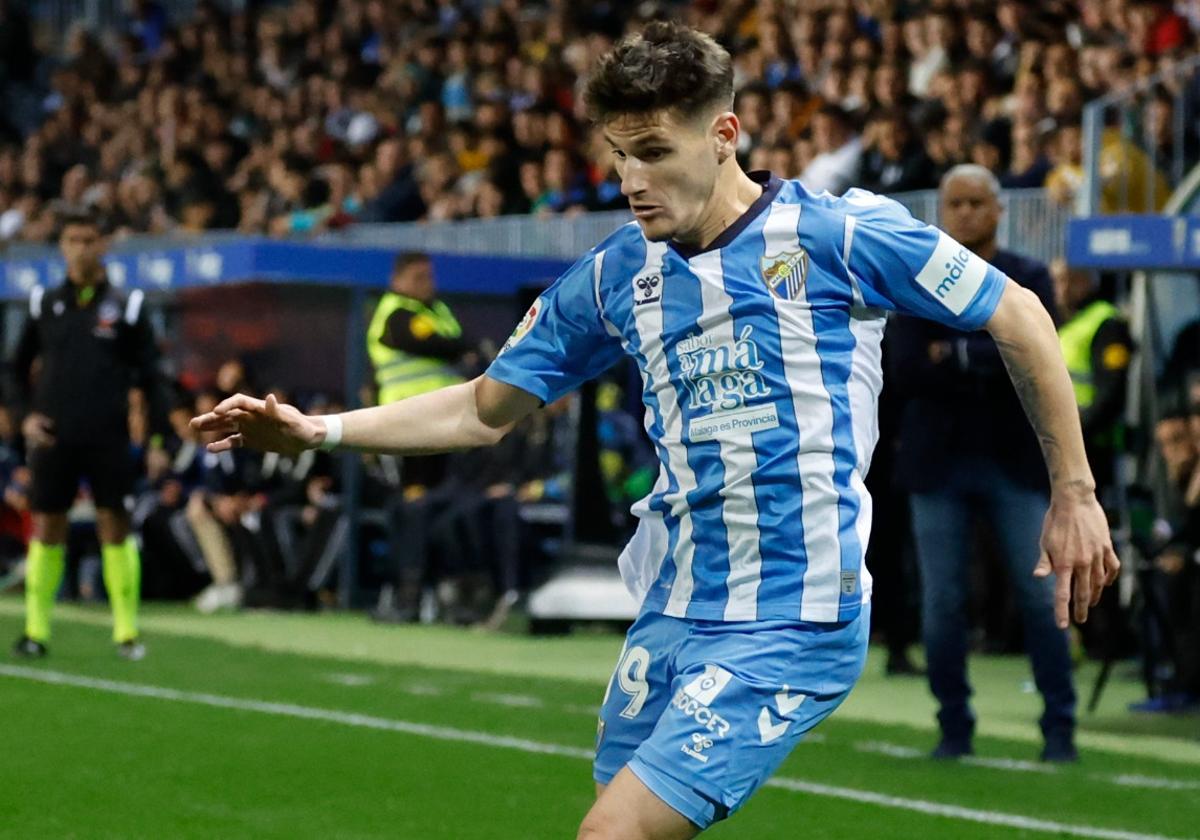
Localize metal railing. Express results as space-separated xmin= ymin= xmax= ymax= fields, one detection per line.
xmin=330 ymin=188 xmax=1071 ymax=266
xmin=1080 ymin=54 xmax=1200 ymax=216
xmin=0 ymin=189 xmax=1071 ymax=268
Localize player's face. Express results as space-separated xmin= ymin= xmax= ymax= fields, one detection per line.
xmin=939 ymin=176 xmax=1001 ymax=251
xmin=604 ymin=109 xmax=722 ymax=243
xmin=59 ymin=223 xmax=106 ymax=281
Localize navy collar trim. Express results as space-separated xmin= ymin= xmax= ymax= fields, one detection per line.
xmin=668 ymin=170 xmax=781 ymax=260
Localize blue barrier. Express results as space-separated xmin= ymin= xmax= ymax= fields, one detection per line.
xmin=1066 ymin=215 xmax=1200 ymax=270
xmin=0 ymin=238 xmax=572 ymax=300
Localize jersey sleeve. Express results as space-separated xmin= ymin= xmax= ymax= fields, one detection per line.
xmin=485 ymin=251 xmax=624 ymax=404
xmin=842 ymin=191 xmax=1007 ymax=331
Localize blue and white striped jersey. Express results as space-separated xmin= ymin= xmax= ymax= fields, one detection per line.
xmin=487 ymin=173 xmax=1008 ymax=623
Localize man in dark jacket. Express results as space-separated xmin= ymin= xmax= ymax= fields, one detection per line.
xmin=887 ymin=165 xmax=1077 ymax=761
xmin=11 ymin=207 xmax=168 ymax=660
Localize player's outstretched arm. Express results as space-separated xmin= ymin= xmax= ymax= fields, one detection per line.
xmin=985 ymin=277 xmax=1120 ymax=628
xmin=190 ymin=375 xmax=540 ymax=458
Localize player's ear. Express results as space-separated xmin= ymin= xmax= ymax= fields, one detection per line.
xmin=712 ymin=111 xmax=739 ymax=165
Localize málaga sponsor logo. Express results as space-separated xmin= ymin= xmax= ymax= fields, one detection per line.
xmin=676 ymin=326 xmax=771 ymax=412
xmin=675 ymin=327 xmax=781 ymax=441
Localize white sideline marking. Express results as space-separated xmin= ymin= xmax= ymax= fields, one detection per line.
xmin=854 ymin=739 xmax=1200 ymax=790
xmin=0 ymin=665 xmax=1189 ymax=840
xmin=401 ymin=683 xmax=444 ymax=697
xmin=765 ymin=777 xmax=1188 ymax=840
xmin=322 ymin=673 xmax=377 ymax=687
xmin=1111 ymin=775 xmax=1200 ymax=792
xmin=472 ymin=692 xmax=545 ymax=708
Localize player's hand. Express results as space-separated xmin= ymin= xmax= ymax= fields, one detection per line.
xmin=21 ymin=412 xmax=56 ymax=448
xmin=190 ymin=393 xmax=323 ymax=457
xmin=1034 ymin=485 xmax=1120 ymax=629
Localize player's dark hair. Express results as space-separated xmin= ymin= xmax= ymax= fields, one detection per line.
xmin=584 ymin=22 xmax=734 ymax=124
xmin=392 ymin=251 xmax=431 ymax=275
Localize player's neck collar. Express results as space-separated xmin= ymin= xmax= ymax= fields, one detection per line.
xmin=668 ymin=170 xmax=781 ymax=261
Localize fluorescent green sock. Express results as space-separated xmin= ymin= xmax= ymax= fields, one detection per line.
xmin=24 ymin=541 xmax=65 ymax=642
xmin=102 ymin=537 xmax=141 ymax=643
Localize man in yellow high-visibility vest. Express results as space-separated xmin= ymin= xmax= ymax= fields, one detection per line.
xmin=367 ymin=252 xmax=473 ymax=622
xmin=368 ymin=252 xmax=470 ymax=407
xmin=1051 ymin=259 xmax=1133 ymax=500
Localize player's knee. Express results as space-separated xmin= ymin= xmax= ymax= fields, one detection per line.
xmin=95 ymin=509 xmax=131 ymax=545
xmin=33 ymin=513 xmax=68 ymax=544
xmin=576 ymin=811 xmax=621 ymax=840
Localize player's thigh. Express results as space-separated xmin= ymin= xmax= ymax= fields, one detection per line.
xmin=594 ymin=611 xmax=685 ymax=787
xmin=27 ymin=444 xmax=81 ymax=515
xmin=578 ymin=767 xmax=698 ymax=840
xmin=628 ymin=606 xmax=872 ymax=830
xmin=81 ymin=441 xmax=135 ymax=513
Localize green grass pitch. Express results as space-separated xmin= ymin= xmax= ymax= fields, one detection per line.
xmin=1 ymin=597 xmax=1197 ymax=839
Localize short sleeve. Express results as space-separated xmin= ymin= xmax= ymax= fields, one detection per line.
xmin=486 ymin=251 xmax=625 ymax=404
xmin=842 ymin=191 xmax=1007 ymax=331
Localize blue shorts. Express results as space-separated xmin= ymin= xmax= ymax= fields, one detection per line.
xmin=593 ymin=603 xmax=870 ymax=829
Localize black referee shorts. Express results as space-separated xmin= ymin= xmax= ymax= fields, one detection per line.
xmin=28 ymin=441 xmax=136 ymax=514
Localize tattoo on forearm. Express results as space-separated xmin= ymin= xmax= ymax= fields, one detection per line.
xmin=994 ymin=335 xmax=1067 ymax=483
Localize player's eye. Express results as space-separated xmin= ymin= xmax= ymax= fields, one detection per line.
xmin=612 ymin=149 xmax=627 ymax=161
xmin=641 ymin=148 xmax=669 ymax=161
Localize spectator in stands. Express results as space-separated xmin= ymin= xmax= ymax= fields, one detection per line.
xmin=1002 ymin=120 xmax=1052 ymax=188
xmin=1141 ymin=395 xmax=1200 ymax=709
xmin=1161 ymin=312 xmax=1200 ymax=395
xmin=887 ymin=165 xmax=1077 ymax=762
xmin=859 ymin=108 xmax=938 ymax=194
xmin=799 ymin=105 xmax=861 ymax=196
xmin=1 ymin=0 xmax=1199 ymax=233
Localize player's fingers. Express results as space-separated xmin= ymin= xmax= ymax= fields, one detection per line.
xmin=1033 ymin=550 xmax=1053 ymax=578
xmin=1103 ymin=545 xmax=1121 ymax=586
xmin=1089 ymin=552 xmax=1107 ymax=606
xmin=190 ymin=413 xmax=238 ymax=434
xmin=265 ymin=393 xmax=279 ymax=416
xmin=1053 ymin=565 xmax=1071 ymax=629
xmin=213 ymin=393 xmax=264 ymax=416
xmin=1073 ymin=557 xmax=1093 ymax=624
xmin=205 ymin=434 xmax=241 ymax=453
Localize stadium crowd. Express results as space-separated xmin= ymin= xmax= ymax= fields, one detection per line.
xmin=0 ymin=0 xmax=1198 ymax=245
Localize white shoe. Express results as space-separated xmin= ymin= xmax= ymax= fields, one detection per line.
xmin=194 ymin=583 xmax=243 ymax=614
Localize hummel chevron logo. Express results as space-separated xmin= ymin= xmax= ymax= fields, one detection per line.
xmin=757 ymin=686 xmax=808 ymax=744
xmin=757 ymin=708 xmax=789 ymax=744
xmin=776 ymin=685 xmax=807 ymax=715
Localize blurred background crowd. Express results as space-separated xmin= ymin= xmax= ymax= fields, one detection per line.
xmin=0 ymin=0 xmax=1197 ymax=246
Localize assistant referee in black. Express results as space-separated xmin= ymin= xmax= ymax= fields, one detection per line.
xmin=12 ymin=207 xmax=167 ymax=660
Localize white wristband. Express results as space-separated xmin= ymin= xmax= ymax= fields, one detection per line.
xmin=317 ymin=414 xmax=343 ymax=451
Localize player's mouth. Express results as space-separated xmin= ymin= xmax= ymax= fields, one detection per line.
xmin=632 ymin=205 xmax=663 ymax=220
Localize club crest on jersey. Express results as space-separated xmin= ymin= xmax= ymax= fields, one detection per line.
xmin=633 ymin=272 xmax=662 ymax=306
xmin=499 ymin=298 xmax=541 ymax=355
xmin=760 ymin=248 xmax=808 ymax=301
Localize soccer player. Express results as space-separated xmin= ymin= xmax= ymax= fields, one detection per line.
xmin=192 ymin=24 xmax=1119 ymax=840
xmin=11 ymin=207 xmax=166 ymax=661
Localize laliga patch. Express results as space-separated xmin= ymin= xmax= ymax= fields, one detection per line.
xmin=915 ymin=232 xmax=987 ymax=316
xmin=499 ymin=298 xmax=542 ymax=355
